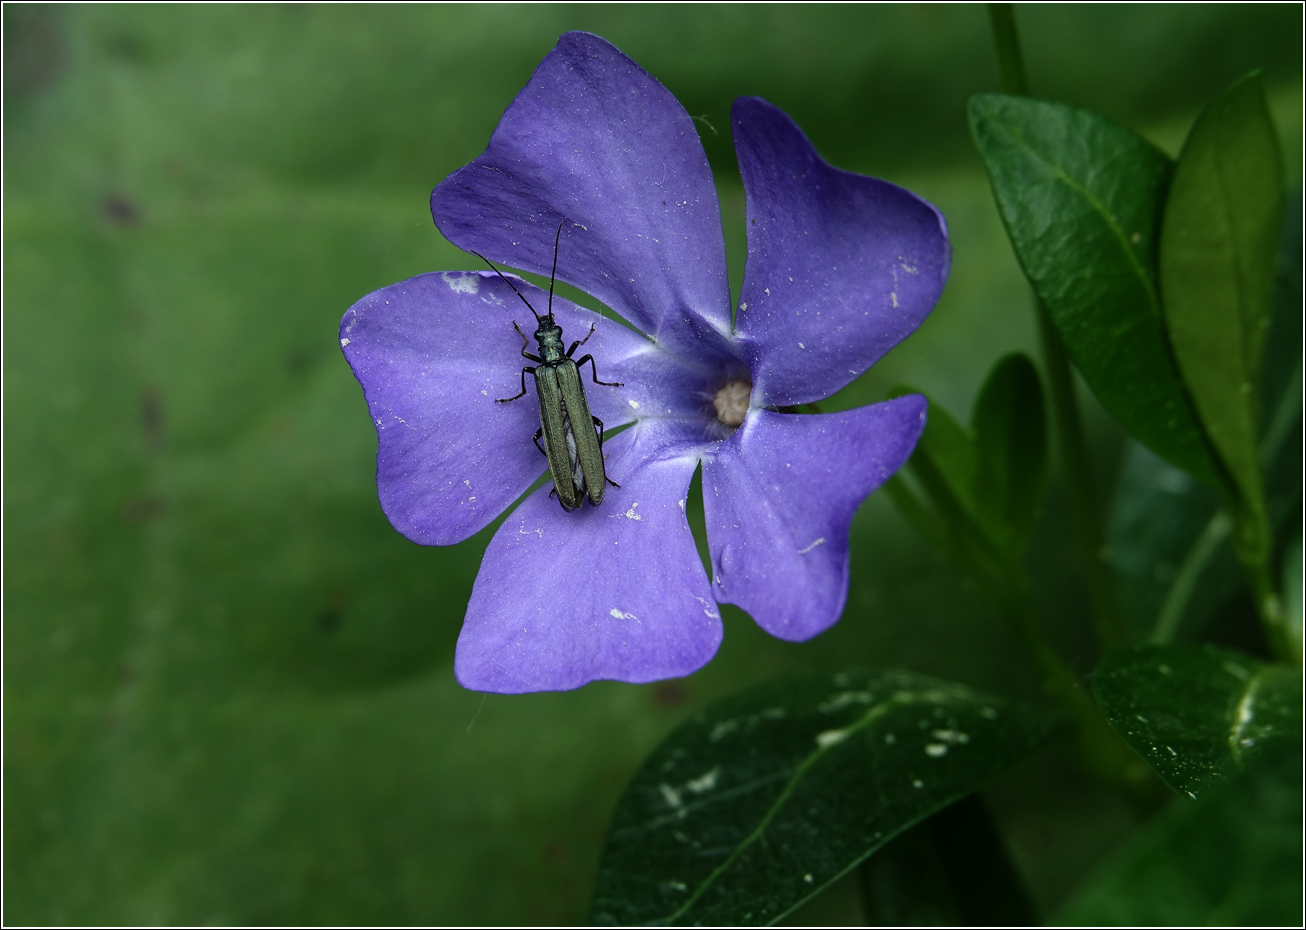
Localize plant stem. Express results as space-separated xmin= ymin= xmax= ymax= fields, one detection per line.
xmin=1000 ymin=568 xmax=1157 ymax=799
xmin=1036 ymin=306 xmax=1129 ymax=651
xmin=987 ymin=4 xmax=1128 ymax=653
xmin=987 ymin=4 xmax=1028 ymax=96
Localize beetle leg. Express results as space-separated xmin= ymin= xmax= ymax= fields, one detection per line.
xmin=531 ymin=427 xmax=547 ymax=458
xmin=511 ymin=320 xmax=535 ymax=358
xmin=574 ymin=354 xmax=623 ymax=388
xmin=592 ymin=415 xmax=622 ymax=488
xmin=566 ymin=322 xmax=598 ymax=357
xmin=496 ymin=366 xmax=537 ymax=403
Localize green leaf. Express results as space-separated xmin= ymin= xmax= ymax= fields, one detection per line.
xmin=972 ymin=353 xmax=1048 ymax=554
xmin=1054 ymin=742 xmax=1303 ymax=926
xmin=888 ymin=353 xmax=1047 ymax=575
xmin=589 ymin=670 xmax=1055 ymax=926
xmin=1285 ymin=531 xmax=1303 ymax=658
xmin=859 ymin=794 xmax=1035 ymax=926
xmin=1160 ymin=72 xmax=1285 ymax=536
xmin=1106 ymin=442 xmax=1234 ymax=644
xmin=968 ymin=94 xmax=1218 ymax=486
xmin=1093 ymin=643 xmax=1302 ymax=798
xmin=1107 ymin=196 xmax=1302 ymax=644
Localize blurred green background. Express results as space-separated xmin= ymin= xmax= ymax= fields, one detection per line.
xmin=4 ymin=4 xmax=1300 ymax=924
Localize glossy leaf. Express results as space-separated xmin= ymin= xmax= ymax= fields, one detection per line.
xmin=859 ymin=794 xmax=1035 ymax=926
xmin=1055 ymin=742 xmax=1303 ymax=926
xmin=972 ymin=353 xmax=1048 ymax=555
xmin=589 ymin=670 xmax=1055 ymax=926
xmin=1107 ymin=197 xmax=1302 ymax=644
xmin=969 ymin=94 xmax=1217 ymax=485
xmin=1160 ymin=72 xmax=1284 ymax=528
xmin=1093 ymin=643 xmax=1302 ymax=798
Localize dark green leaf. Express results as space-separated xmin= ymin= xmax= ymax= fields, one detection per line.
xmin=1093 ymin=643 xmax=1302 ymax=798
xmin=1106 ymin=443 xmax=1234 ymax=644
xmin=891 ymin=384 xmax=984 ymax=530
xmin=968 ymin=94 xmax=1218 ymax=485
xmin=971 ymin=353 xmax=1047 ymax=554
xmin=1107 ymin=196 xmax=1302 ymax=644
xmin=859 ymin=794 xmax=1035 ymax=926
xmin=1160 ymin=72 xmax=1285 ymax=528
xmin=887 ymin=354 xmax=1047 ymax=580
xmin=1054 ymin=742 xmax=1303 ymax=926
xmin=589 ymin=670 xmax=1055 ymax=926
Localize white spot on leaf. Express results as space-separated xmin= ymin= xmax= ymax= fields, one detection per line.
xmin=686 ymin=767 xmax=720 ymax=793
xmin=816 ymin=728 xmax=849 ymax=749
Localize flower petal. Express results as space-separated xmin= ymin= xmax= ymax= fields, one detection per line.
xmin=455 ymin=421 xmax=720 ymax=693
xmin=340 ymin=270 xmax=658 ymax=545
xmin=701 ymin=397 xmax=927 ymax=641
xmin=431 ymin=31 xmax=733 ymax=346
xmin=732 ymin=97 xmax=951 ymax=406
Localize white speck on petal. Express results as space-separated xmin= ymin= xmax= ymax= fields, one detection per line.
xmin=628 ymin=399 xmax=641 ymax=409
xmin=890 ymin=293 xmax=898 ymax=308
xmin=798 ymin=537 xmax=826 ymax=554
xmin=610 ymin=608 xmax=638 ymax=621
xmin=340 ymin=337 xmax=351 ymax=347
xmin=442 ymin=272 xmax=479 ymax=294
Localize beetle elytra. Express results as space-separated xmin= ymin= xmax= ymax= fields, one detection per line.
xmin=474 ymin=225 xmax=622 ymax=511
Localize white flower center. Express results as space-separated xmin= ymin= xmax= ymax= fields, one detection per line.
xmin=713 ymin=380 xmax=752 ymax=428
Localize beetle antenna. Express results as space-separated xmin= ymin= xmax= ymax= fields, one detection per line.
xmin=470 ymin=250 xmax=543 ymax=322
xmin=547 ymin=221 xmax=563 ymax=322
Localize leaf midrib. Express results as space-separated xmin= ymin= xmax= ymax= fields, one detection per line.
xmin=658 ymin=690 xmax=922 ymax=925
xmin=986 ymin=107 xmax=1160 ymax=319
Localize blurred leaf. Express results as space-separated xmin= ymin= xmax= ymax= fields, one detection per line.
xmin=1054 ymin=741 xmax=1303 ymax=926
xmin=1159 ymin=72 xmax=1284 ymax=532
xmin=1286 ymin=532 xmax=1303 ymax=658
xmin=1106 ymin=443 xmax=1233 ymax=644
xmin=972 ymin=354 xmax=1047 ymax=554
xmin=589 ymin=670 xmax=1055 ymax=926
xmin=1092 ymin=643 xmax=1301 ymax=798
xmin=968 ymin=94 xmax=1218 ymax=486
xmin=887 ymin=354 xmax=1047 ymax=584
xmin=859 ymin=793 xmax=1035 ymax=926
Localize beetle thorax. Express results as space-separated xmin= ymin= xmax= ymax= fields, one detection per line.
xmin=534 ymin=320 xmax=566 ymax=364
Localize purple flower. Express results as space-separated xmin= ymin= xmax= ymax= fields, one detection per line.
xmin=339 ymin=33 xmax=949 ymax=693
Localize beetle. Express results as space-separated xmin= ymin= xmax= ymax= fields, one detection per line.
xmin=473 ymin=225 xmax=622 ymax=512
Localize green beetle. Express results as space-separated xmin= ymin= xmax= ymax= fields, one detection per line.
xmin=476 ymin=226 xmax=622 ymax=511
